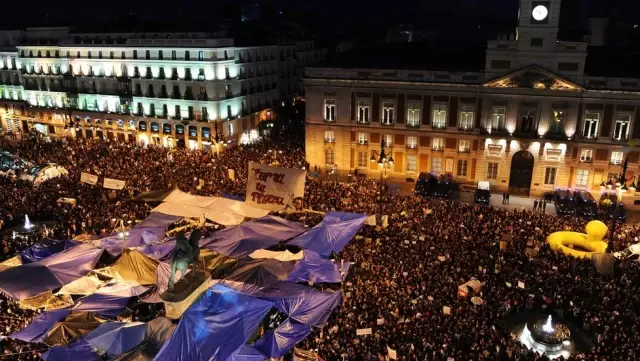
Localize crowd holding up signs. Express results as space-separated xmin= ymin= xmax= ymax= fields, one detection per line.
xmin=0 ymin=135 xmax=640 ymax=360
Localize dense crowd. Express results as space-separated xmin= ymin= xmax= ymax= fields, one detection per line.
xmin=0 ymin=134 xmax=639 ymax=361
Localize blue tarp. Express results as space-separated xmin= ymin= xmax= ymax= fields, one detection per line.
xmin=41 ymin=340 xmax=102 ymax=361
xmin=200 ymin=216 xmax=307 ymax=258
xmin=95 ymin=213 xmax=180 ymax=256
xmin=136 ymin=213 xmax=181 ymax=228
xmin=10 ymin=309 xmax=72 ymax=343
xmin=225 ymin=345 xmax=266 ymax=361
xmin=254 ymin=319 xmax=313 ymax=358
xmin=154 ymin=284 xmax=274 ymax=361
xmin=137 ymin=239 xmax=176 ymax=261
xmin=288 ymin=212 xmax=367 ymax=257
xmin=73 ymin=281 xmax=149 ymax=318
xmin=20 ymin=238 xmax=78 ymax=264
xmin=218 ymin=281 xmax=342 ymax=327
xmin=223 ymin=193 xmax=246 ymax=202
xmin=226 ymin=259 xmax=296 ymax=288
xmin=0 ymin=243 xmax=104 ymax=300
xmin=287 ymin=250 xmax=348 ymax=284
xmin=84 ymin=322 xmax=147 ymax=358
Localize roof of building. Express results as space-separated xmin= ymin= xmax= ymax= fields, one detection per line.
xmin=585 ymin=46 xmax=640 ymax=78
xmin=314 ymin=41 xmax=486 ymax=72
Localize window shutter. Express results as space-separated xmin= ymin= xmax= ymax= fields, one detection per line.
xmin=445 ymin=138 xmax=457 ymax=149
xmin=571 ymin=147 xmax=578 ymax=159
xmin=595 ymin=149 xmax=608 ymax=161
xmin=575 ymin=103 xmax=584 ymax=137
xmin=472 ymin=139 xmax=479 ymax=151
xmin=350 ymin=149 xmax=355 ymax=168
xmin=627 ymin=151 xmax=639 ymax=164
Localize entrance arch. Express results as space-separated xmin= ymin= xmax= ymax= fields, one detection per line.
xmin=508 ymin=150 xmax=535 ymax=196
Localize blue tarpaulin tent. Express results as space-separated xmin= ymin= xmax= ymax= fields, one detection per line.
xmin=41 ymin=340 xmax=102 ymax=361
xmin=225 ymin=345 xmax=266 ymax=361
xmin=84 ymin=322 xmax=147 ymax=358
xmin=10 ymin=309 xmax=72 ymax=343
xmin=154 ymin=284 xmax=274 ymax=361
xmin=137 ymin=239 xmax=176 ymax=261
xmin=254 ymin=319 xmax=313 ymax=358
xmin=95 ymin=213 xmax=181 ymax=256
xmin=0 ymin=243 xmax=104 ymax=300
xmin=20 ymin=238 xmax=78 ymax=264
xmin=288 ymin=212 xmax=367 ymax=257
xmin=73 ymin=281 xmax=149 ymax=318
xmin=200 ymin=216 xmax=307 ymax=258
xmin=287 ymin=250 xmax=349 ymax=283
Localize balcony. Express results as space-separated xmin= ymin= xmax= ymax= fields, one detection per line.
xmin=579 ymin=157 xmax=593 ymax=163
xmin=432 ymin=124 xmax=446 ymax=130
xmin=198 ymin=94 xmax=209 ymax=101
xmin=406 ymin=122 xmax=420 ymax=128
xmin=406 ymin=144 xmax=418 ymax=149
xmin=159 ymin=92 xmax=169 ymax=98
xmin=610 ymin=160 xmax=624 ymax=166
xmin=324 ymin=138 xmax=335 ymax=144
xmin=458 ymin=125 xmax=475 ymax=132
xmin=381 ymin=121 xmax=394 ymax=126
xmin=171 ymin=93 xmax=182 ymax=99
xmin=458 ymin=148 xmax=471 ymax=153
xmin=432 ymin=146 xmax=444 ymax=152
xmin=612 ymin=135 xmax=629 ymax=143
xmin=356 ymin=119 xmax=370 ymax=125
xmin=357 ymin=140 xmax=368 ymax=145
xmin=144 ymin=91 xmax=155 ymax=98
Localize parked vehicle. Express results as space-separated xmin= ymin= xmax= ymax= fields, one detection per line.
xmin=553 ymin=189 xmax=576 ymax=215
xmin=414 ymin=173 xmax=454 ymax=199
xmin=573 ymin=190 xmax=598 ymax=218
xmin=475 ymin=181 xmax=491 ymax=205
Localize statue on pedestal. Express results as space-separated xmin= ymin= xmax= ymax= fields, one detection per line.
xmin=168 ymin=229 xmax=201 ymax=291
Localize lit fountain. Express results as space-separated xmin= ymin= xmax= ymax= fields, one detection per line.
xmin=24 ymin=215 xmax=34 ymax=230
xmin=520 ymin=314 xmax=572 ymax=359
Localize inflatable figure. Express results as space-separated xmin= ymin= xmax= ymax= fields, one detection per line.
xmin=546 ymin=220 xmax=608 ymax=258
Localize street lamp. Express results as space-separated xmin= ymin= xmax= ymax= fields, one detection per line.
xmin=370 ymin=139 xmax=394 ymax=224
xmin=605 ymin=152 xmax=637 ymax=253
xmin=213 ymin=118 xmax=223 ymax=157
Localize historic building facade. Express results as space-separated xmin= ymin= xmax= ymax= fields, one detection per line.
xmin=305 ymin=0 xmax=640 ymax=196
xmin=0 ymin=27 xmax=328 ymax=149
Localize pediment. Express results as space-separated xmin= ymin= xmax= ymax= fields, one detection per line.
xmin=484 ymin=65 xmax=583 ymax=91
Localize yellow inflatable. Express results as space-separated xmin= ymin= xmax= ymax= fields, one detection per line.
xmin=546 ymin=220 xmax=609 ymax=258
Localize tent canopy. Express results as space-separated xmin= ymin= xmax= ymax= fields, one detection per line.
xmin=287 ymin=250 xmax=348 ymax=284
xmin=254 ymin=319 xmax=312 ymax=358
xmin=20 ymin=238 xmax=78 ymax=264
xmin=10 ymin=309 xmax=72 ymax=343
xmin=0 ymin=243 xmax=104 ymax=300
xmin=155 ymin=284 xmax=274 ymax=361
xmin=84 ymin=322 xmax=147 ymax=359
xmin=225 ymin=345 xmax=266 ymax=361
xmin=112 ymin=317 xmax=176 ymax=361
xmin=94 ymin=249 xmax=160 ymax=285
xmin=151 ymin=189 xmax=269 ymax=226
xmin=132 ymin=188 xmax=176 ymax=203
xmin=41 ymin=340 xmax=102 ymax=361
xmin=200 ymin=216 xmax=307 ymax=258
xmin=226 ymin=259 xmax=296 ymax=288
xmin=288 ymin=212 xmax=366 ymax=257
xmin=56 ymin=275 xmax=106 ymax=296
xmin=73 ymin=280 xmax=149 ymax=318
xmin=45 ymin=314 xmax=106 ymax=346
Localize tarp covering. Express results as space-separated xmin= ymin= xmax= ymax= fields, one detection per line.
xmin=249 ymin=249 xmax=304 ymax=261
xmin=84 ymin=322 xmax=147 ymax=358
xmin=154 ymin=284 xmax=274 ymax=361
xmin=41 ymin=340 xmax=102 ymax=361
xmin=0 ymin=243 xmax=104 ymax=300
xmin=287 ymin=251 xmax=348 ymax=284
xmin=218 ymin=281 xmax=342 ymax=327
xmin=132 ymin=188 xmax=176 ymax=203
xmin=200 ymin=216 xmax=307 ymax=258
xmin=151 ymin=189 xmax=269 ymax=226
xmin=288 ymin=212 xmax=367 ymax=257
xmin=136 ymin=212 xmax=182 ymax=228
xmin=45 ymin=313 xmax=107 ymax=346
xmin=0 ymin=255 xmax=22 ymax=272
xmin=113 ymin=317 xmax=176 ymax=361
xmin=56 ymin=275 xmax=106 ymax=296
xmin=95 ymin=227 xmax=169 ymax=256
xmin=226 ymin=259 xmax=296 ymax=288
xmin=20 ymin=238 xmax=78 ymax=264
xmin=254 ymin=319 xmax=313 ymax=358
xmin=73 ymin=280 xmax=149 ymax=318
xmin=137 ymin=240 xmax=176 ymax=261
xmin=94 ymin=249 xmax=160 ymax=285
xmin=225 ymin=345 xmax=266 ymax=361
xmin=10 ymin=308 xmax=72 ymax=343
xmin=19 ymin=291 xmax=74 ymax=311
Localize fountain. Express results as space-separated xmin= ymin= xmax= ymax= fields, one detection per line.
xmin=24 ymin=215 xmax=34 ymax=230
xmin=520 ymin=314 xmax=572 ymax=358
xmin=542 ymin=315 xmax=554 ymax=333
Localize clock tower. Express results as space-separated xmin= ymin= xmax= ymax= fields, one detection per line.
xmin=485 ymin=0 xmax=587 ymax=82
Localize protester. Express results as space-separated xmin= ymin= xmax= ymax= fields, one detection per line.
xmin=0 ymin=134 xmax=639 ymax=361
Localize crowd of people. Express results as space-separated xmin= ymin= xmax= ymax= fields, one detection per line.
xmin=0 ymin=134 xmax=639 ymax=361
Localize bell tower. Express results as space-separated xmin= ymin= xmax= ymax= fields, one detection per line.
xmin=516 ymin=0 xmax=562 ymax=50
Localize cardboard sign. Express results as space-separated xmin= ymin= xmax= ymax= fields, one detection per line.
xmin=518 ymin=281 xmax=525 ymax=289
xmin=246 ymin=162 xmax=306 ymax=211
xmin=387 ymin=346 xmax=397 ymax=360
xmin=443 ymin=306 xmax=451 ymax=315
xmin=356 ymin=328 xmax=372 ymax=336
xmin=377 ymin=318 xmax=385 ymax=325
xmin=103 ymin=177 xmax=126 ymax=190
xmin=80 ymin=172 xmax=98 ymax=185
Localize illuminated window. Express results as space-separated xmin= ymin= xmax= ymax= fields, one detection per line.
xmin=582 ymin=113 xmax=599 ymax=138
xmin=459 ymin=105 xmax=474 ymax=129
xmin=458 ymin=140 xmax=470 ymax=152
xmin=432 ymin=104 xmax=447 ymax=128
xmin=407 ymin=136 xmax=417 ymax=149
xmin=544 ymin=168 xmax=557 ymax=185
xmin=382 ymin=102 xmax=395 ymax=125
xmin=432 ymin=158 xmax=442 ymax=174
xmin=357 ymin=100 xmax=370 ymax=123
xmin=487 ymin=162 xmax=499 ymax=180
xmin=407 ymin=155 xmax=417 ymax=173
xmin=576 ymin=170 xmax=589 ymax=188
xmin=357 ymin=151 xmax=368 ymax=168
xmin=325 ymin=148 xmax=335 ymax=165
xmin=383 ymin=134 xmax=393 ymax=147
xmin=324 ymin=99 xmax=336 ymax=121
xmin=491 ymin=107 xmax=506 ymax=130
xmin=324 ymin=130 xmax=335 ymax=143
xmin=407 ymin=103 xmax=420 ymax=127
xmin=613 ymin=115 xmax=630 ymax=140
xmin=432 ymin=138 xmax=444 ymax=151
xmin=611 ymin=151 xmax=624 ymax=165
xmin=227 ymin=122 xmax=234 ymax=136
xmin=580 ymin=149 xmax=593 ymax=162
xmin=198 ymin=51 xmax=204 ymax=60
xmin=357 ymin=132 xmax=368 ymax=144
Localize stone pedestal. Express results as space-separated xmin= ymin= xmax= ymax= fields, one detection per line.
xmin=160 ymin=271 xmax=210 ymax=319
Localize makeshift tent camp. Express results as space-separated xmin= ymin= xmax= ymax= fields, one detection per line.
xmin=0 ymin=255 xmax=22 ymax=271
xmin=151 ymin=189 xmax=269 ymax=226
xmin=20 ymin=238 xmax=77 ymax=264
xmin=41 ymin=340 xmax=102 ymax=361
xmin=0 ymin=243 xmax=104 ymax=300
xmin=226 ymin=258 xmax=296 ymax=288
xmin=56 ymin=275 xmax=106 ymax=296
xmin=45 ymin=312 xmax=108 ymax=346
xmin=73 ymin=280 xmax=149 ymax=318
xmin=132 ymin=188 xmax=176 ymax=203
xmin=249 ymin=249 xmax=304 ymax=261
xmin=112 ymin=317 xmax=176 ymax=361
xmin=226 ymin=345 xmax=266 ymax=361
xmin=84 ymin=322 xmax=147 ymax=359
xmin=254 ymin=319 xmax=313 ymax=358
xmin=287 ymin=250 xmax=348 ymax=284
xmin=288 ymin=212 xmax=367 ymax=257
xmin=19 ymin=291 xmax=74 ymax=311
xmin=200 ymin=216 xmax=307 ymax=258
xmin=10 ymin=309 xmax=72 ymax=343
xmin=94 ymin=249 xmax=160 ymax=285
xmin=137 ymin=240 xmax=176 ymax=261
xmin=155 ymin=284 xmax=274 ymax=361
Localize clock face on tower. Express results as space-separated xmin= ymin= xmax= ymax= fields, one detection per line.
xmin=532 ymin=5 xmax=548 ymax=21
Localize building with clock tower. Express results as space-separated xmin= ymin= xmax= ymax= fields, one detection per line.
xmin=303 ymin=0 xmax=640 ymax=199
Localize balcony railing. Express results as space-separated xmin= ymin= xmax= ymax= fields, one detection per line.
xmin=579 ymin=157 xmax=593 ymax=163
xmin=407 ymin=144 xmax=417 ymax=149
xmin=432 ymin=146 xmax=444 ymax=152
xmin=612 ymin=136 xmax=629 ymax=142
xmin=458 ymin=126 xmax=474 ymax=132
xmin=356 ymin=119 xmax=370 ymax=124
xmin=610 ymin=160 xmax=624 ymax=166
xmin=406 ymin=122 xmax=420 ymax=128
xmin=432 ymin=124 xmax=446 ymax=130
xmin=458 ymin=148 xmax=471 ymax=153
xmin=357 ymin=140 xmax=368 ymax=145
xmin=324 ymin=138 xmax=335 ymax=144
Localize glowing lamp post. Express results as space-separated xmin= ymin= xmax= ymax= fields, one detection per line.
xmin=370 ymin=139 xmax=394 ymax=224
